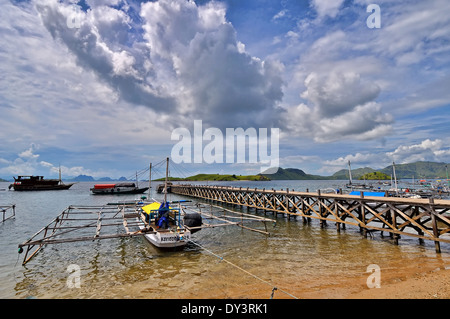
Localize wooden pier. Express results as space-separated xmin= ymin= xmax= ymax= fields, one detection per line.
xmin=171 ymin=184 xmax=450 ymax=252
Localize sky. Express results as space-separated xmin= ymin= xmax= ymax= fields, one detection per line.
xmin=1 ymin=0 xmax=450 ymax=180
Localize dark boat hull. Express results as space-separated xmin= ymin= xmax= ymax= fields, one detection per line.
xmin=10 ymin=183 xmax=75 ymax=191
xmin=9 ymin=175 xmax=75 ymax=191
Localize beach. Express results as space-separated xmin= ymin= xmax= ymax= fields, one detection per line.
xmin=348 ymin=268 xmax=450 ymax=299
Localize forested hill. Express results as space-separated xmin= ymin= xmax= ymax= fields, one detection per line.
xmin=262 ymin=161 xmax=449 ymax=180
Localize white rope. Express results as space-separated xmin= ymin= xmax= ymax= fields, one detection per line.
xmin=189 ymin=240 xmax=298 ymax=299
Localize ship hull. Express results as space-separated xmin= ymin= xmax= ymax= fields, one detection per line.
xmin=11 ymin=184 xmax=74 ymax=191
xmin=9 ymin=175 xmax=74 ymax=191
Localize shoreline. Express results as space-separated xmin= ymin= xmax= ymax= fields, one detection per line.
xmin=347 ymin=267 xmax=450 ymax=299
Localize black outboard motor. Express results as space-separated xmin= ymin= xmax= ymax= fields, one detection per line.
xmin=183 ymin=213 xmax=202 ymax=233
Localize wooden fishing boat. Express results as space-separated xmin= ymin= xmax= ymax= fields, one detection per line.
xmin=135 ymin=158 xmax=199 ymax=248
xmin=136 ymin=201 xmax=193 ymax=248
xmin=8 ymin=175 xmax=74 ymax=191
xmin=90 ymin=182 xmax=149 ymax=195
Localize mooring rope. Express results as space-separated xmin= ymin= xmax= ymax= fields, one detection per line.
xmin=188 ymin=239 xmax=298 ymax=299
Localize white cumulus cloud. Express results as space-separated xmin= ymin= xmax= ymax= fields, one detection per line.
xmin=33 ymin=0 xmax=283 ymax=130
xmin=310 ymin=0 xmax=345 ymax=19
xmin=282 ymin=70 xmax=392 ymax=143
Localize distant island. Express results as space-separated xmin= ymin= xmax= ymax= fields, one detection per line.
xmin=155 ymin=173 xmax=270 ymax=182
xmin=65 ymin=175 xmax=130 ymax=182
xmin=1 ymin=161 xmax=447 ymax=182
xmin=327 ymin=161 xmax=449 ymax=180
xmin=358 ymin=172 xmax=391 ymax=180
xmin=260 ymin=161 xmax=449 ymax=180
xmin=151 ymin=161 xmax=449 ymax=181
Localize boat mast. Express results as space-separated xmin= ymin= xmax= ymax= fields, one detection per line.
xmin=59 ymin=165 xmax=64 ymax=185
xmin=348 ymin=160 xmax=353 ymax=186
xmin=446 ymin=165 xmax=449 ymax=188
xmin=164 ymin=157 xmax=169 ymax=204
xmin=392 ymin=162 xmax=398 ymax=195
xmin=148 ymin=162 xmax=152 ymax=199
xmin=136 ymin=171 xmax=138 ymax=188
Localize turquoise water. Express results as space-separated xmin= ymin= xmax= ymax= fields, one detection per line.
xmin=1 ymin=180 xmax=449 ymax=299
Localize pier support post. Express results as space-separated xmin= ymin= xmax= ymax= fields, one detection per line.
xmin=431 ymin=214 xmax=441 ymax=253
xmin=360 ymin=193 xmax=367 ymax=238
xmin=335 ymin=199 xmax=341 ymax=232
xmin=391 ymin=209 xmax=399 ymax=245
xmin=429 ymin=198 xmax=441 ymax=253
xmin=318 ymin=190 xmax=325 ymax=228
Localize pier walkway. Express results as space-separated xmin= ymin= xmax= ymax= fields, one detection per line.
xmin=171 ymin=184 xmax=450 ymax=252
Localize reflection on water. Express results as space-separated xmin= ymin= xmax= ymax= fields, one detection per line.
xmin=1 ymin=181 xmax=449 ymax=299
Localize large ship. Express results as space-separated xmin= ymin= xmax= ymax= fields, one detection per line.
xmin=8 ymin=175 xmax=75 ymax=191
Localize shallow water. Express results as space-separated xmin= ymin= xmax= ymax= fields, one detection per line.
xmin=1 ymin=180 xmax=449 ymax=299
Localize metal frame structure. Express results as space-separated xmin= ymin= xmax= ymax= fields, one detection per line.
xmin=18 ymin=204 xmax=152 ymax=265
xmin=17 ymin=202 xmax=275 ymax=265
xmin=1 ymin=204 xmax=15 ymax=222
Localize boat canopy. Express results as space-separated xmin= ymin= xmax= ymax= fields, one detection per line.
xmin=115 ymin=182 xmax=136 ymax=187
xmin=93 ymin=184 xmax=116 ymax=189
xmin=141 ymin=202 xmax=172 ymax=215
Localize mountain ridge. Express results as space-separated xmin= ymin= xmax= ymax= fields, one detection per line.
xmin=1 ymin=161 xmax=448 ymax=182
xmin=262 ymin=161 xmax=450 ymax=180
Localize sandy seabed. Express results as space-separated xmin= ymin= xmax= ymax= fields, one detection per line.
xmin=347 ymin=268 xmax=450 ymax=299
xmin=157 ymin=263 xmax=450 ymax=299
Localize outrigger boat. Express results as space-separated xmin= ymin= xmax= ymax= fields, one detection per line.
xmin=135 ymin=157 xmax=200 ymax=249
xmin=136 ymin=201 xmax=194 ymax=248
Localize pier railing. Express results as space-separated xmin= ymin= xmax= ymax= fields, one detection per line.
xmin=171 ymin=184 xmax=450 ymax=252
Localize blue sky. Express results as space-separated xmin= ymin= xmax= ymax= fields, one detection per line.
xmin=1 ymin=0 xmax=450 ymax=180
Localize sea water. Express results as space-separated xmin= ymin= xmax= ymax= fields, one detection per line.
xmin=0 ymin=180 xmax=449 ymax=299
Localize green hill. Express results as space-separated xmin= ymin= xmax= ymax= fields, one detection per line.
xmin=335 ymin=161 xmax=449 ymax=180
xmin=359 ymin=171 xmax=391 ymax=180
xmin=260 ymin=167 xmax=328 ymax=180
xmin=259 ymin=161 xmax=449 ymax=180
xmin=151 ymin=161 xmax=449 ymax=182
xmin=379 ymin=161 xmax=449 ymax=179
xmin=331 ymin=167 xmax=376 ymax=180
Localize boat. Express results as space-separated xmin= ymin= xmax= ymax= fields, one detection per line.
xmin=90 ymin=182 xmax=149 ymax=195
xmin=8 ymin=175 xmax=74 ymax=191
xmin=136 ymin=201 xmax=194 ymax=248
xmin=345 ymin=160 xmax=373 ymax=190
xmin=135 ymin=157 xmax=201 ymax=249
